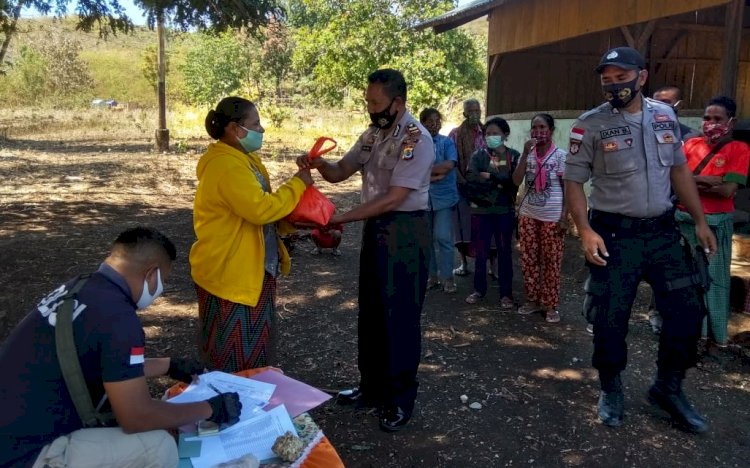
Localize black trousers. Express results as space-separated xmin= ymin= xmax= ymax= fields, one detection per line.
xmin=584 ymin=210 xmax=705 ymax=375
xmin=357 ymin=210 xmax=431 ymax=415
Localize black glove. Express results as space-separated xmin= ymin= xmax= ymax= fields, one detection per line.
xmin=207 ymin=392 xmax=242 ymax=426
xmin=167 ymin=358 xmax=205 ymax=383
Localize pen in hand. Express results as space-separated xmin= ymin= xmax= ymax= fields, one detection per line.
xmin=208 ymin=383 xmax=222 ymax=395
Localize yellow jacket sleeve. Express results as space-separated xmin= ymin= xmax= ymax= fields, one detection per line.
xmin=217 ymin=166 xmax=307 ymax=225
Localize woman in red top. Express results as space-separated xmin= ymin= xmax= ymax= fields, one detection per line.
xmin=676 ymin=96 xmax=750 ymax=350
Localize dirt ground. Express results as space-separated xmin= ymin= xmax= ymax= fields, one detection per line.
xmin=1 ymin=125 xmax=750 ymax=467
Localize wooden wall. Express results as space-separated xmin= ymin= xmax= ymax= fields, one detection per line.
xmin=487 ymin=0 xmax=730 ymax=56
xmin=487 ymin=4 xmax=750 ymax=116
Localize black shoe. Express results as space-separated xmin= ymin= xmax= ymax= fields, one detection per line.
xmin=379 ymin=406 xmax=410 ymax=432
xmin=335 ymin=387 xmax=364 ymax=405
xmin=598 ymin=390 xmax=624 ymax=427
xmin=648 ymin=376 xmax=708 ymax=434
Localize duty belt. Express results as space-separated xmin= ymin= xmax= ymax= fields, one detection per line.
xmin=590 ymin=209 xmax=675 ymax=231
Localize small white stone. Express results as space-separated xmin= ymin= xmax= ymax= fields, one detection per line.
xmin=469 ymin=402 xmax=482 ymax=410
xmin=460 ymin=394 xmax=469 ymax=404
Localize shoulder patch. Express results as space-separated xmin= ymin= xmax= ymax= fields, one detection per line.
xmin=406 ymin=122 xmax=421 ymax=136
xmin=570 ymin=127 xmax=585 ymax=141
xmin=569 ymin=140 xmax=580 ymax=155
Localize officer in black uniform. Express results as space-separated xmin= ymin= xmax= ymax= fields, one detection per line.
xmin=564 ymin=47 xmax=717 ymax=433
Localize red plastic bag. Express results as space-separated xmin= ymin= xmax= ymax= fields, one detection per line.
xmin=287 ymin=186 xmax=335 ymax=225
xmin=286 ymin=137 xmax=338 ymax=225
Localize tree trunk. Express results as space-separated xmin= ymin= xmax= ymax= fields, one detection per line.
xmin=0 ymin=2 xmax=25 ymax=69
xmin=155 ymin=10 xmax=169 ymax=152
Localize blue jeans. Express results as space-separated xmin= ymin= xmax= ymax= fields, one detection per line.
xmin=429 ymin=207 xmax=455 ymax=281
xmin=472 ymin=212 xmax=514 ymax=297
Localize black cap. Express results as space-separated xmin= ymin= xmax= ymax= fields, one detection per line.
xmin=595 ymin=47 xmax=646 ymax=74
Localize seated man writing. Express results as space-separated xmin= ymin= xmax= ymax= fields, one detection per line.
xmin=0 ymin=227 xmax=242 ymax=468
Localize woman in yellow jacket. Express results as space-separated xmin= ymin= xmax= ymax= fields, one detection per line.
xmin=191 ymin=97 xmax=312 ymax=372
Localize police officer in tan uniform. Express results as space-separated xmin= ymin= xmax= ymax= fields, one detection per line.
xmin=564 ymin=47 xmax=717 ymax=433
xmin=297 ymin=69 xmax=433 ymax=432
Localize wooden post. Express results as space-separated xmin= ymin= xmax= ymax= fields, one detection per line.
xmin=155 ymin=11 xmax=169 ymax=152
xmin=720 ymin=0 xmax=745 ymax=99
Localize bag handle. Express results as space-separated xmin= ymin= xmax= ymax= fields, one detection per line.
xmin=692 ymin=139 xmax=731 ymax=176
xmin=308 ymin=137 xmax=337 ymax=159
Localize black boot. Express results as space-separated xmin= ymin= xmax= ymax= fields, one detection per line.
xmin=598 ymin=372 xmax=624 ymax=427
xmin=648 ymin=370 xmax=708 ymax=433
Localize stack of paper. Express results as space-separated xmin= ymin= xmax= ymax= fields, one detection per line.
xmin=168 ymin=370 xmax=332 ymax=467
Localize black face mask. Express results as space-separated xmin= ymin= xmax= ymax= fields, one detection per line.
xmin=369 ymin=98 xmax=398 ymax=129
xmin=602 ymin=76 xmax=640 ymax=108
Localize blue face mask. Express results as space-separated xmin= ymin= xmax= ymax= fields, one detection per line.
xmin=238 ymin=125 xmax=263 ymax=153
xmin=485 ymin=135 xmax=504 ymax=149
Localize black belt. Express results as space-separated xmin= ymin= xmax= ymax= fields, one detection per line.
xmin=590 ymin=209 xmax=675 ymax=231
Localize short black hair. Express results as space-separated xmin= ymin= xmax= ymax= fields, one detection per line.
xmin=654 ymin=86 xmax=682 ymax=99
xmin=368 ymin=69 xmax=407 ymax=102
xmin=205 ymin=97 xmax=256 ymax=139
xmin=707 ymin=96 xmax=737 ymax=119
xmin=485 ymin=117 xmax=510 ymax=135
xmin=419 ymin=107 xmax=441 ymax=123
xmin=532 ymin=113 xmax=555 ymax=131
xmin=114 ymin=226 xmax=177 ymax=262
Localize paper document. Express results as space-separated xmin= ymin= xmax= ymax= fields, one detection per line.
xmin=186 ymin=404 xmax=297 ymax=467
xmin=250 ymin=370 xmax=332 ymax=417
xmin=167 ymin=371 xmax=275 ymax=422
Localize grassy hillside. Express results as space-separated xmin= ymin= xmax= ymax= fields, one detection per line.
xmin=3 ymin=17 xmax=163 ymax=106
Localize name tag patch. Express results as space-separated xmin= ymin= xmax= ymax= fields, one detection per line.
xmin=652 ymin=121 xmax=675 ymax=132
xmin=600 ymin=126 xmax=631 ymax=139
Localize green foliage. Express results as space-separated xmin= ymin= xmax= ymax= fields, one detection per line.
xmin=3 ymin=45 xmax=47 ymax=101
xmin=288 ymin=0 xmax=484 ymax=111
xmin=259 ymin=19 xmax=293 ymax=98
xmin=263 ymin=103 xmax=292 ymax=128
xmin=135 ymin=0 xmax=282 ymax=35
xmin=180 ymin=32 xmax=250 ymax=106
xmin=40 ymin=36 xmax=93 ymax=95
xmin=139 ymin=45 xmax=158 ymax=91
xmin=0 ymin=35 xmax=93 ymax=105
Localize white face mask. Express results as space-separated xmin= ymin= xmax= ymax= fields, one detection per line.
xmin=137 ymin=268 xmax=163 ymax=309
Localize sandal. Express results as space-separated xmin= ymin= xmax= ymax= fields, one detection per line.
xmin=442 ymin=280 xmax=457 ymax=294
xmin=426 ymin=278 xmax=441 ymax=290
xmin=465 ymin=291 xmax=484 ymax=304
xmin=545 ymin=310 xmax=561 ymax=323
xmin=517 ymin=303 xmax=540 ymax=315
xmin=500 ymin=296 xmax=514 ymax=310
xmin=453 ymin=265 xmax=471 ymax=277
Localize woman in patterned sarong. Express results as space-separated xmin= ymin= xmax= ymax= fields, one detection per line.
xmin=190 ymin=97 xmax=313 ymax=372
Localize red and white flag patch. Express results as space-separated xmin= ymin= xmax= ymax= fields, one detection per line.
xmin=129 ymin=346 xmax=145 ymax=365
xmin=570 ymin=127 xmax=585 ymax=141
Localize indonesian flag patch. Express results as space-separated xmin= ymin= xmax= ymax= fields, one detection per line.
xmin=129 ymin=346 xmax=145 ymax=365
xmin=570 ymin=127 xmax=585 ymax=141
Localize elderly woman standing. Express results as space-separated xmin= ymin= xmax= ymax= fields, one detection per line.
xmin=191 ymin=96 xmax=313 ymax=372
xmin=464 ymin=117 xmax=520 ymax=308
xmin=513 ymin=113 xmax=568 ymax=323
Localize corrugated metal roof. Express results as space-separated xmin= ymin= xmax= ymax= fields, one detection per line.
xmin=414 ymin=0 xmax=513 ymax=33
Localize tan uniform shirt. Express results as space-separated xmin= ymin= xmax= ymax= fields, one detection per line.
xmin=342 ymin=112 xmax=433 ymax=211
